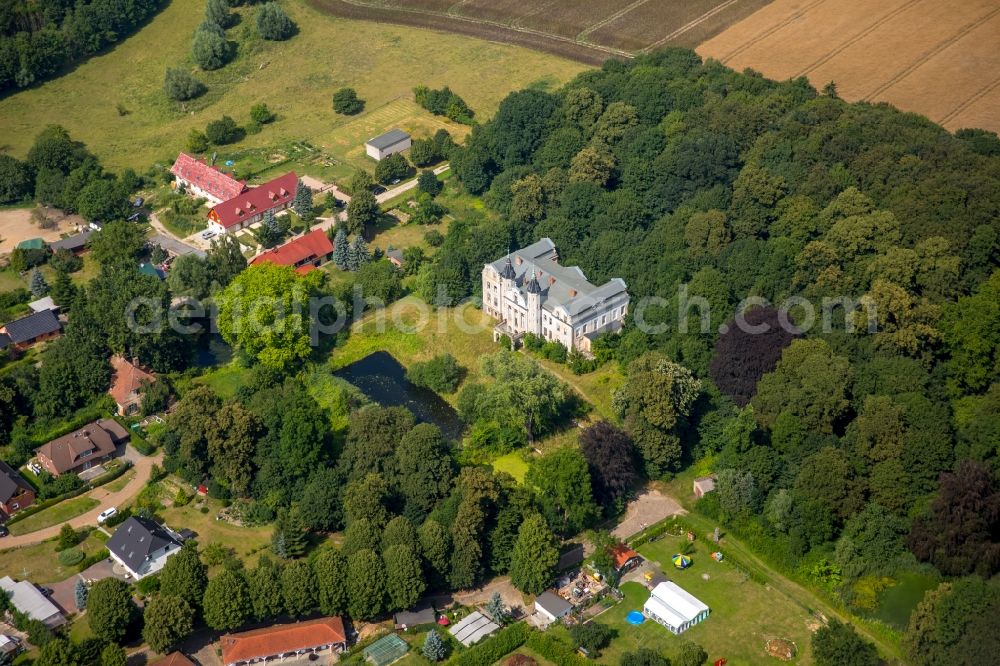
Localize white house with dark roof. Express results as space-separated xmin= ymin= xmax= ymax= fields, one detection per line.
xmin=365 ymin=129 xmax=411 ymax=161
xmin=482 ymin=238 xmax=629 ymax=355
xmin=106 ymin=516 xmax=184 ymax=579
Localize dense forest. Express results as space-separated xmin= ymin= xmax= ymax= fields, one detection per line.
xmin=427 ymin=49 xmax=1000 ymax=663
xmin=0 ymin=0 xmax=165 ymax=93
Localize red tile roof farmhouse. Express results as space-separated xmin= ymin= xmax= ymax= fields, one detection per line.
xmin=209 ymin=172 xmax=298 ymax=231
xmin=220 ymin=617 xmax=347 ymax=666
xmin=249 ymin=229 xmax=334 ymax=273
xmin=170 ymin=153 xmax=246 ymax=202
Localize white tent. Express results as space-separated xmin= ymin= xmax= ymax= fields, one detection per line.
xmin=643 ymin=581 xmax=709 ymax=634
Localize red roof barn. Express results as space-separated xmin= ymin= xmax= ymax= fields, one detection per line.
xmin=208 ymin=172 xmax=298 ymax=233
xmin=170 ymin=153 xmax=246 ymax=204
xmin=249 ymin=229 xmax=334 ymax=274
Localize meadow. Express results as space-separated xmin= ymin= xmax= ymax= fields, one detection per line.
xmin=0 ymin=0 xmax=586 ymax=178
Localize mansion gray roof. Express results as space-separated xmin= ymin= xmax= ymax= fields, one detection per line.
xmin=366 ymin=129 xmax=410 ymax=150
xmin=487 ymin=238 xmax=628 ymax=318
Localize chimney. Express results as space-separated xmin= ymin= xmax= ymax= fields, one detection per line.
xmin=515 ymin=256 xmax=523 ymax=265
xmin=549 ymin=276 xmax=556 ymax=286
xmin=569 ymin=289 xmax=577 ymax=298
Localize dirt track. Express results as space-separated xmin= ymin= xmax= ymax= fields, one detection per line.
xmin=306 ymin=0 xmax=624 ymax=66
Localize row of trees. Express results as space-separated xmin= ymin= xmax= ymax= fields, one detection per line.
xmin=0 ymin=0 xmax=165 ymax=93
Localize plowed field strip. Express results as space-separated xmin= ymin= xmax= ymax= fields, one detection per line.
xmin=720 ymin=0 xmax=828 ymax=61
xmin=643 ymin=0 xmax=745 ymax=51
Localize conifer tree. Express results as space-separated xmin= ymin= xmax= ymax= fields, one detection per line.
xmin=509 ymin=513 xmax=559 ymax=595
xmin=352 ymin=235 xmax=370 ymax=267
xmin=333 ymin=227 xmax=349 ymax=270
xmin=294 ymin=180 xmax=314 ymax=222
xmin=422 ymin=630 xmax=449 ymax=661
xmin=271 ymin=508 xmax=307 ymax=559
xmin=485 ymin=591 xmax=508 ymax=625
xmin=74 ymin=579 xmax=88 ymax=610
xmin=29 ymin=268 xmax=48 ymax=297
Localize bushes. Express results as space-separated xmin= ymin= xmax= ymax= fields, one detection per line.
xmin=407 ymin=354 xmax=463 ymax=393
xmin=164 ymin=68 xmax=206 ymax=102
xmin=250 ymin=103 xmax=275 ymax=124
xmin=524 ymin=634 xmax=589 ymax=666
xmin=58 ymin=548 xmax=85 ymax=566
xmin=77 ymin=548 xmax=110 ymax=572
xmin=449 ymin=623 xmax=529 ymax=666
xmin=205 ymin=116 xmax=243 ymax=145
xmin=333 ymin=88 xmax=364 ymax=115
xmin=424 ymin=230 xmax=444 ymax=247
xmin=191 ymin=23 xmax=232 ymax=71
xmin=375 ymin=153 xmax=411 ymax=185
xmin=257 ymin=2 xmax=296 ymax=40
xmin=414 ymin=86 xmax=474 ymax=124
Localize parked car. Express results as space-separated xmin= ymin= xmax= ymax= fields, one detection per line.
xmin=97 ymin=507 xmax=118 ymax=524
xmin=133 ymin=197 xmax=144 ymax=208
xmin=372 ymin=185 xmax=386 ymax=195
xmin=201 ymin=230 xmax=216 ymax=240
xmin=0 ymin=526 xmax=8 ymax=537
xmin=28 ymin=462 xmax=42 ymax=476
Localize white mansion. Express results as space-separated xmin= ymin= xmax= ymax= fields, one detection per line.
xmin=482 ymin=238 xmax=630 ymax=355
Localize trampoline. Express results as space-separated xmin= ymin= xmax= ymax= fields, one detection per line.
xmin=626 ymin=611 xmax=645 ymax=625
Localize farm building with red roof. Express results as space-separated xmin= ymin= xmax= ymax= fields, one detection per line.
xmin=170 ymin=153 xmax=246 ymax=204
xmin=249 ymin=229 xmax=334 ymax=274
xmin=208 ymin=172 xmax=298 ymax=234
xmin=220 ymin=617 xmax=347 ymax=666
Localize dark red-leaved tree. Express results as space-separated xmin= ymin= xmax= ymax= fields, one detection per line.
xmin=580 ymin=421 xmax=638 ymax=508
xmin=709 ymin=306 xmax=799 ymax=406
xmin=908 ymin=459 xmax=1000 ymax=577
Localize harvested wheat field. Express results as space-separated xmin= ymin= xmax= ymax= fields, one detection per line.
xmin=314 ymin=0 xmax=772 ymax=59
xmin=698 ymin=0 xmax=1000 ymax=132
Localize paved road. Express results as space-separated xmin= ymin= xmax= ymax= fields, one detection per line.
xmin=149 ymin=232 xmax=206 ymax=259
xmin=1 ymin=447 xmax=163 ymax=549
xmin=376 ymin=163 xmax=450 ymax=204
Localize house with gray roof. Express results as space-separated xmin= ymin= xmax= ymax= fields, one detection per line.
xmin=0 ymin=309 xmax=61 ymax=350
xmin=48 ymin=230 xmax=92 ymax=254
xmin=106 ymin=516 xmax=185 ymax=580
xmin=482 ymin=238 xmax=629 ymax=356
xmin=365 ymin=129 xmax=411 ymax=161
xmin=0 ymin=577 xmax=65 ymax=628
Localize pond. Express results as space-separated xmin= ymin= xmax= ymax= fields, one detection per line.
xmin=334 ymin=351 xmax=464 ymax=440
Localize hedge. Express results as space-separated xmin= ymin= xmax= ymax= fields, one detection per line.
xmin=58 ymin=548 xmax=85 ymax=566
xmin=448 ymin=622 xmax=530 ymax=666
xmin=5 ymin=460 xmax=133 ymax=527
xmin=525 ymin=634 xmax=590 ymax=666
xmin=77 ymin=548 xmax=109 ymax=572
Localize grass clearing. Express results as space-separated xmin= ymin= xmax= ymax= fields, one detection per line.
xmin=194 ymin=362 xmax=253 ymax=399
xmin=0 ymin=531 xmax=108 ymax=583
xmin=8 ymin=496 xmax=100 ymax=536
xmin=0 ymin=0 xmax=586 ymax=178
xmin=103 ymin=468 xmax=137 ymax=493
xmin=159 ymin=493 xmax=273 ymax=566
xmin=490 ymin=451 xmax=530 ymax=483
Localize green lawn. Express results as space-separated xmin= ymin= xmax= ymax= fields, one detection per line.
xmin=194 ymin=362 xmax=254 ymax=399
xmin=158 ymin=492 xmax=272 ymax=566
xmin=574 ymin=568 xmax=815 ymax=665
xmin=0 ymin=531 xmax=108 ymax=583
xmin=8 ymin=496 xmax=100 ymax=536
xmin=491 ymin=451 xmax=530 ymax=483
xmin=103 ymin=468 xmax=136 ymax=493
xmin=0 ymin=0 xmax=586 ymax=179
